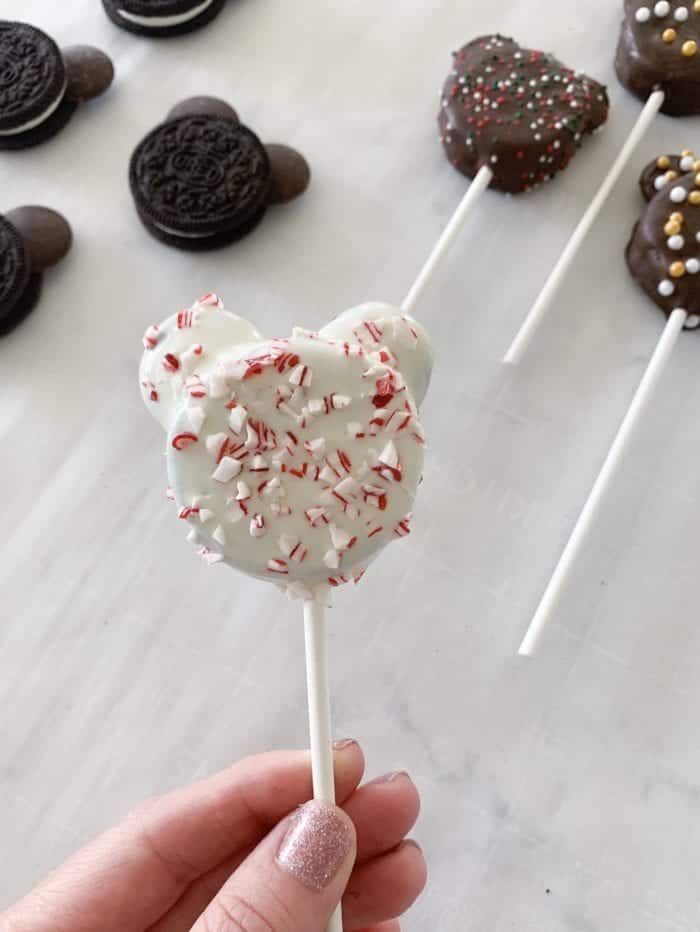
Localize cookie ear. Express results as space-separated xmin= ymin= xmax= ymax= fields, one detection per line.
xmin=139 ymin=295 xmax=262 ymax=431
xmin=319 ymin=303 xmax=433 ymax=407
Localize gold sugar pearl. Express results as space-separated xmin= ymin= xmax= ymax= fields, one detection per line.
xmin=690 ymin=190 xmax=700 ymax=205
xmin=682 ymin=149 xmax=695 ymax=158
xmin=663 ymin=28 xmax=677 ymax=43
xmin=657 ymin=155 xmax=671 ymax=170
xmin=695 ymin=173 xmax=700 ymax=187
xmin=666 ymin=170 xmax=679 ymax=180
xmin=670 ymin=261 xmax=686 ymax=278
xmin=695 ymin=0 xmax=700 ymax=12
xmin=670 ymin=212 xmax=684 ymax=223
xmin=665 ymin=220 xmax=682 ymax=235
xmin=682 ymin=40 xmax=699 ymax=57
xmin=693 ymin=160 xmax=700 ymax=172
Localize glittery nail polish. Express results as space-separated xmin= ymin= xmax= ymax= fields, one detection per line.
xmin=276 ymin=801 xmax=353 ymax=891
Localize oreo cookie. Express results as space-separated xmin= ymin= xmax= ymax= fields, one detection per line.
xmin=129 ymin=97 xmax=310 ymax=251
xmin=102 ymin=0 xmax=227 ymax=37
xmin=0 ymin=21 xmax=113 ymax=150
xmin=0 ymin=207 xmax=72 ymax=335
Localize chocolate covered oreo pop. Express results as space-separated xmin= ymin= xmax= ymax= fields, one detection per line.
xmin=0 ymin=22 xmax=113 ymax=150
xmin=439 ymin=35 xmax=609 ymax=194
xmin=616 ymin=0 xmax=700 ymax=116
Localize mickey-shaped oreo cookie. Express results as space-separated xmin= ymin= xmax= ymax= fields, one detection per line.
xmin=0 ymin=206 xmax=72 ymax=335
xmin=129 ymin=97 xmax=310 ymax=250
xmin=0 ymin=22 xmax=113 ymax=150
xmin=102 ymin=0 xmax=226 ymax=37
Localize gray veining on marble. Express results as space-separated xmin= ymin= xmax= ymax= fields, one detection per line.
xmin=3 ymin=1 xmax=700 ymax=928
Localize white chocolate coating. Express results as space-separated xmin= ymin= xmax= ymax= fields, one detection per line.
xmin=141 ymin=296 xmax=432 ymax=598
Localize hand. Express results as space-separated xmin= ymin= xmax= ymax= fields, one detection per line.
xmin=1 ymin=742 xmax=426 ymax=932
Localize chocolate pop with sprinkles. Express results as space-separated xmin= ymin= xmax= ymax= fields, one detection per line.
xmin=438 ymin=35 xmax=609 ymax=194
xmin=638 ymin=147 xmax=698 ymax=200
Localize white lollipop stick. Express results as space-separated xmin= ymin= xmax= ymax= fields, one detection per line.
xmin=504 ymin=90 xmax=665 ymax=365
xmin=303 ymin=597 xmax=343 ymax=932
xmin=518 ymin=307 xmax=687 ymax=657
xmin=402 ymin=165 xmax=493 ymax=314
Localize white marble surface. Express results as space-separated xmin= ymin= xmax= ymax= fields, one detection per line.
xmin=3 ymin=0 xmax=700 ymax=928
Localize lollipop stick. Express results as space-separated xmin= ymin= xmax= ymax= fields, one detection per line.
xmin=303 ymin=598 xmax=343 ymax=932
xmin=504 ymin=90 xmax=665 ymax=365
xmin=518 ymin=307 xmax=687 ymax=657
xmin=402 ymin=164 xmax=493 ymax=314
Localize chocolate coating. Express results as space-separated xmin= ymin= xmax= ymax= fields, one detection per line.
xmin=5 ymin=206 xmax=72 ymax=271
xmin=615 ymin=0 xmax=700 ymax=116
xmin=638 ymin=149 xmax=699 ymax=200
xmin=438 ymin=35 xmax=609 ymax=194
xmin=63 ymin=45 xmax=114 ymax=102
xmin=626 ymin=171 xmax=700 ymax=328
xmin=266 ymin=144 xmax=311 ymax=204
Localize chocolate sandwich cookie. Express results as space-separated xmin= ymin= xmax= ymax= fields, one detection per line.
xmin=0 ymin=21 xmax=113 ymax=150
xmin=626 ymin=171 xmax=700 ymax=328
xmin=0 ymin=206 xmax=72 ymax=335
xmin=616 ymin=1 xmax=700 ymax=116
xmin=129 ymin=97 xmax=310 ymax=251
xmin=102 ymin=0 xmax=226 ymax=37
xmin=639 ymin=147 xmax=700 ymax=199
xmin=438 ymin=35 xmax=609 ymax=194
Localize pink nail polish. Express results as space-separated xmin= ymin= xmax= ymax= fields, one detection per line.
xmin=368 ymin=770 xmax=411 ymax=785
xmin=277 ymin=801 xmax=353 ymax=891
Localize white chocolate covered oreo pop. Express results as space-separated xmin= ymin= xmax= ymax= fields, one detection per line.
xmin=140 ymin=295 xmax=432 ymax=599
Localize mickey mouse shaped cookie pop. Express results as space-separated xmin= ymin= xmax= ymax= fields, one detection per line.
xmin=129 ymin=97 xmax=310 ymax=250
xmin=141 ymin=296 xmax=432 ymax=932
xmin=518 ymin=150 xmax=700 ymax=656
xmin=404 ymin=35 xmax=609 ymax=315
xmin=0 ymin=22 xmax=113 ymax=150
xmin=504 ymin=1 xmax=700 ymax=364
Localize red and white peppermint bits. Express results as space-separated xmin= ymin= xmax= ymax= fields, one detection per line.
xmin=154 ymin=304 xmax=430 ymax=593
xmin=172 ymin=432 xmax=198 ymax=450
xmin=197 ymin=292 xmax=223 ymax=308
xmin=143 ymin=324 xmax=160 ymax=349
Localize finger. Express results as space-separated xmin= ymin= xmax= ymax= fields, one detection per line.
xmin=356 ymin=923 xmax=401 ymax=932
xmin=192 ymin=801 xmax=356 ymax=932
xmin=150 ymin=770 xmax=419 ymax=932
xmin=4 ymin=744 xmax=364 ymax=932
xmin=343 ymin=772 xmax=420 ymax=864
xmin=343 ymin=841 xmax=427 ymax=929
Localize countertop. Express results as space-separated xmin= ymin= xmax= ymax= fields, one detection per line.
xmin=3 ymin=1 xmax=700 ymax=929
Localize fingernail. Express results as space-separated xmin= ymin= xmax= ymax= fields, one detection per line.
xmin=333 ymin=738 xmax=358 ymax=750
xmin=277 ymin=801 xmax=353 ymax=891
xmin=368 ymin=770 xmax=411 ymax=785
xmin=401 ymin=838 xmax=423 ymax=853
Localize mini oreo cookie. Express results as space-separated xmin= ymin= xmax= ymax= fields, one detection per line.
xmin=102 ymin=0 xmax=226 ymax=37
xmin=0 ymin=207 xmax=71 ymax=335
xmin=639 ymin=148 xmax=699 ymax=200
xmin=129 ymin=98 xmax=310 ymax=250
xmin=0 ymin=21 xmax=113 ymax=150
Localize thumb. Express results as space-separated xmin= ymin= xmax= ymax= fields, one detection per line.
xmin=193 ymin=800 xmax=356 ymax=932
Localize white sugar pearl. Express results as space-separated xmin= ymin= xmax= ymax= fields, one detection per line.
xmin=696 ymin=231 xmax=700 ymax=243
xmin=686 ymin=258 xmax=700 ymax=273
xmin=636 ymin=5 xmax=651 ymax=20
xmin=658 ymin=279 xmax=675 ymax=296
xmin=680 ymin=155 xmax=695 ymax=171
xmin=675 ymin=5 xmax=689 ymax=20
xmin=655 ymin=175 xmax=669 ymax=190
xmin=654 ymin=0 xmax=671 ymax=15
xmin=671 ymin=186 xmax=688 ymax=203
xmin=668 ymin=235 xmax=685 ymax=249
xmin=686 ymin=314 xmax=700 ymax=328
